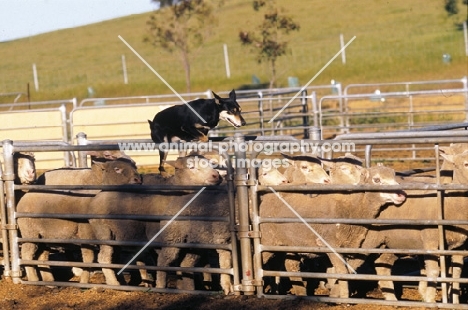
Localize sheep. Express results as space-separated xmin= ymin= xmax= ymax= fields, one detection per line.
xmin=86 ymin=150 xmax=135 ymax=164
xmin=85 ymin=155 xmax=222 ymax=287
xmin=35 ymin=158 xmax=141 ymax=186
xmin=275 ymin=153 xmax=367 ymax=295
xmin=12 ymin=152 xmax=36 ymax=185
xmin=281 ymin=153 xmax=331 ymax=184
xmin=154 ymin=189 xmax=234 ymax=295
xmin=141 ymin=155 xmax=222 ymax=186
xmin=322 ymin=153 xmax=365 ymax=185
xmin=258 ymin=165 xmax=406 ymax=299
xmin=257 ymin=166 xmax=288 ymax=186
xmin=16 ymin=158 xmax=142 ymax=284
xmin=3 ymin=152 xmax=37 ymax=201
xmin=349 ymin=148 xmax=468 ymax=303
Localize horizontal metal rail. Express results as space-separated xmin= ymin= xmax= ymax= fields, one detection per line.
xmin=259 ymin=244 xmax=468 ymax=256
xmin=20 ymin=260 xmax=234 ymax=276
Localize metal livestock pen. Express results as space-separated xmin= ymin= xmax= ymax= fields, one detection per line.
xmin=0 ymin=132 xmax=468 ymax=308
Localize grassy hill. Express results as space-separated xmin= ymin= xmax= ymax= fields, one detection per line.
xmin=0 ymin=0 xmax=466 ymax=103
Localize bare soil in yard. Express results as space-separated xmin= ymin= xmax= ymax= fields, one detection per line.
xmin=0 ymin=277 xmax=436 ymax=310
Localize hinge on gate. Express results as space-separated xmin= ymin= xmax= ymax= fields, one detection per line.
xmin=234 ymin=173 xmax=249 ymax=186
xmin=235 ymin=224 xmax=261 ymax=239
xmin=1 ymin=173 xmax=15 ymax=181
xmin=237 ymin=230 xmax=261 ymax=239
xmin=247 ymin=178 xmax=258 ymax=187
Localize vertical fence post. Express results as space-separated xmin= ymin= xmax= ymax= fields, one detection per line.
xmin=0 ymin=156 xmax=12 ymax=278
xmin=364 ymin=144 xmax=372 ymax=168
xmin=59 ymin=104 xmax=73 ymax=167
xmin=257 ymin=92 xmax=264 ymax=136
xmin=122 ymin=55 xmax=128 ymax=84
xmin=462 ymin=76 xmax=468 ymax=122
xmin=234 ymin=133 xmax=255 ymax=295
xmin=434 ymin=144 xmax=448 ymax=304
xmin=223 ymin=44 xmax=231 ymax=79
xmin=76 ymin=132 xmax=88 ymax=168
xmin=301 ymin=90 xmax=309 ymax=139
xmin=340 ymin=34 xmax=346 ymax=64
xmin=32 ymin=63 xmax=39 ymax=91
xmin=464 ymin=21 xmax=468 ymax=57
xmin=2 ymin=140 xmax=22 ymax=284
xmin=310 ymin=91 xmax=319 ymax=128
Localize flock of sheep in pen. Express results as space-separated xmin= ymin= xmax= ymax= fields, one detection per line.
xmin=5 ymin=140 xmax=468 ymax=304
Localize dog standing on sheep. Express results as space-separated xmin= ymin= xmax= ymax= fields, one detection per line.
xmin=148 ymin=90 xmax=246 ymax=173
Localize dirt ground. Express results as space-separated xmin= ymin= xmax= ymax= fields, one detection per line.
xmin=0 ymin=278 xmax=437 ymax=310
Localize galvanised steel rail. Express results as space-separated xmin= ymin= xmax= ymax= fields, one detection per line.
xmin=1 ymin=134 xmax=468 ymax=307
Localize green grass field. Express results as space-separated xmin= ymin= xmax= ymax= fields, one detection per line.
xmin=0 ymin=0 xmax=466 ymax=103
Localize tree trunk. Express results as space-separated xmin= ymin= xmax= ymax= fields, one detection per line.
xmin=269 ymin=58 xmax=277 ymax=89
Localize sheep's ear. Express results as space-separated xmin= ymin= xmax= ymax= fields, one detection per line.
xmin=439 ymin=146 xmax=453 ymax=156
xmin=320 ymin=159 xmax=335 ymax=169
xmin=362 ymin=168 xmax=370 ymax=181
xmin=280 ymin=152 xmax=294 ymax=160
xmin=91 ymin=161 xmax=105 ymax=170
xmin=439 ymin=151 xmax=454 ymax=164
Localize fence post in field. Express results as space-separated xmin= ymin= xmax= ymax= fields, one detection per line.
xmin=32 ymin=63 xmax=39 ymax=91
xmin=223 ymin=44 xmax=231 ymax=79
xmin=122 ymin=54 xmax=128 ymax=84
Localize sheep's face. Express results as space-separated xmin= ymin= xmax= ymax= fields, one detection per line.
xmin=296 ymin=161 xmax=330 ymax=184
xmin=93 ymin=159 xmax=142 ymax=185
xmin=440 ymin=150 xmax=468 ymax=184
xmin=258 ymin=167 xmax=288 ymax=185
xmin=174 ymin=156 xmax=222 ymax=185
xmin=14 ymin=152 xmax=36 ymax=184
xmin=328 ymin=163 xmax=364 ymax=185
xmin=454 ymin=151 xmax=468 ymax=184
xmin=367 ymin=166 xmax=406 ymax=205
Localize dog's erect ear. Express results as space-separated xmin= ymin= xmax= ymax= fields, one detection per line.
xmin=229 ymin=89 xmax=236 ymax=101
xmin=212 ymin=91 xmax=222 ymax=105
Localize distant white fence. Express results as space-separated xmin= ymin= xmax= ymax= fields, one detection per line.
xmin=0 ymin=78 xmax=467 ymax=170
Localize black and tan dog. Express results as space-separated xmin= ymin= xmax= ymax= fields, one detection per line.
xmin=148 ymin=89 xmax=246 ymax=173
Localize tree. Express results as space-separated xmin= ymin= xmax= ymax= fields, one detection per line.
xmin=445 ymin=0 xmax=459 ymax=15
xmin=239 ymin=0 xmax=300 ymax=89
xmin=157 ymin=0 xmax=177 ymax=8
xmin=146 ymin=0 xmax=220 ymax=93
xmin=444 ymin=0 xmax=468 ymax=26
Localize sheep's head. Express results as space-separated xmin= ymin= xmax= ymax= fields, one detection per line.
xmin=321 ymin=154 xmax=364 ymax=185
xmin=440 ymin=149 xmax=468 ymax=184
xmin=92 ymin=158 xmax=142 ymax=185
xmin=171 ymin=155 xmax=222 ymax=186
xmin=282 ymin=153 xmax=330 ymax=184
xmin=258 ymin=166 xmax=288 ymax=185
xmin=364 ymin=165 xmax=406 ymax=205
xmin=14 ymin=152 xmax=36 ymax=184
xmin=86 ymin=150 xmax=136 ymax=165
